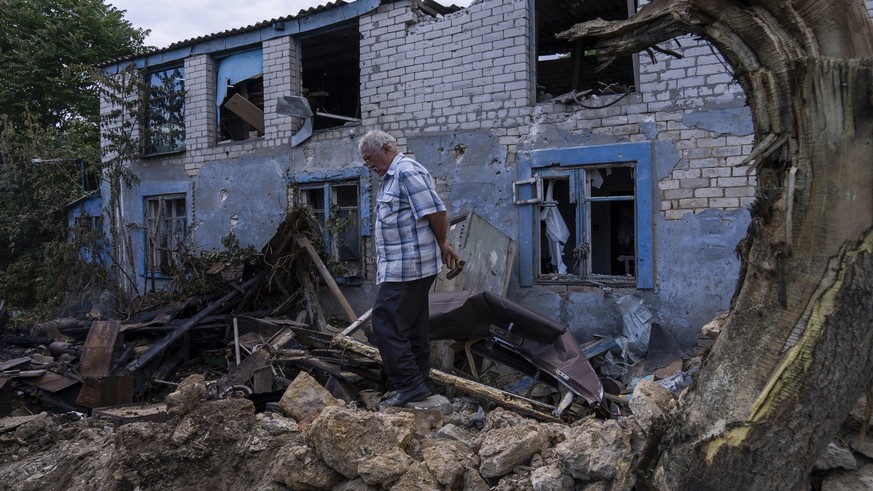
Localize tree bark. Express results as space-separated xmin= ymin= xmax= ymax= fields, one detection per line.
xmin=561 ymin=1 xmax=873 ymax=489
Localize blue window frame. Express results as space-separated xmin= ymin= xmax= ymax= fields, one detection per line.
xmin=287 ymin=167 xmax=371 ymax=279
xmin=144 ymin=194 xmax=187 ymax=277
xmin=144 ymin=66 xmax=185 ymax=155
xmin=517 ymin=142 xmax=653 ymax=289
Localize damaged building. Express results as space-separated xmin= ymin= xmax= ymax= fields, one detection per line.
xmin=97 ymin=0 xmax=757 ymax=351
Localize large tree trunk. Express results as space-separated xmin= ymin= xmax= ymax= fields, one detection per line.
xmin=561 ymin=1 xmax=873 ymax=489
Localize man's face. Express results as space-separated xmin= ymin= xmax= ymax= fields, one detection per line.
xmin=362 ymin=144 xmax=392 ymax=176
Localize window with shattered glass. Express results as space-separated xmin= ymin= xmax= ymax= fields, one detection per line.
xmin=536 ymin=164 xmax=636 ymax=284
xmin=145 ymin=194 xmax=187 ymax=276
xmin=297 ymin=181 xmax=363 ymax=280
xmin=144 ymin=66 xmax=185 ymax=155
xmin=216 ymin=49 xmax=264 ymax=142
xmin=535 ymin=0 xmax=636 ymax=102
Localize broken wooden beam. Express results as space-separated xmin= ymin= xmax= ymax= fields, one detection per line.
xmin=121 ymin=276 xmax=260 ymax=374
xmin=31 ymin=318 xmax=90 ymax=338
xmin=339 ymin=308 xmax=373 ymax=337
xmin=271 ymin=348 xmax=365 ymax=384
xmin=295 ymin=234 xmax=358 ymax=323
xmin=300 ymin=272 xmax=327 ymax=331
xmin=330 ymin=332 xmax=563 ymax=423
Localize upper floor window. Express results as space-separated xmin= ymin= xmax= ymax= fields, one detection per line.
xmin=517 ymin=143 xmax=653 ymax=289
xmin=289 ymin=168 xmax=371 ymax=281
xmin=216 ymin=49 xmax=264 ymax=142
xmin=144 ymin=66 xmax=185 ymax=155
xmin=535 ymin=0 xmax=636 ymax=101
xmin=145 ymin=194 xmax=187 ymax=276
xmin=299 ymin=21 xmax=360 ymax=130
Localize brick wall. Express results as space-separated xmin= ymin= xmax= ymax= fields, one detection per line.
xmin=359 ymin=0 xmax=754 ymax=220
xmin=637 ymin=35 xmax=755 ymax=218
xmin=263 ymin=36 xmax=300 ymax=145
xmin=182 ymin=54 xmax=213 ymax=174
xmin=359 ymin=0 xmax=533 ymax=156
xmin=101 ymin=37 xmax=300 ymax=177
xmin=103 ymin=0 xmax=873 ymax=222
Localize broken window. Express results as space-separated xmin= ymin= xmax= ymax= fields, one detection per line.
xmin=299 ymin=21 xmax=360 ymax=130
xmin=216 ymin=49 xmax=264 ymax=142
xmin=516 ymin=143 xmax=653 ymax=289
xmin=297 ymin=180 xmax=363 ymax=279
xmin=535 ymin=0 xmax=636 ymax=101
xmin=535 ymin=165 xmax=636 ymax=283
xmin=145 ymin=195 xmax=187 ymax=276
xmin=144 ymin=66 xmax=185 ymax=155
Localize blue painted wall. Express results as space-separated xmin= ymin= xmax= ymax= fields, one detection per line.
xmin=355 ymin=109 xmax=751 ymax=349
xmin=193 ymin=154 xmax=288 ymax=252
xmin=66 ymin=193 xmax=109 ymax=266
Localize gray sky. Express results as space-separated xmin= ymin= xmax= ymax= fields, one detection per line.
xmin=107 ymin=0 xmax=337 ymax=49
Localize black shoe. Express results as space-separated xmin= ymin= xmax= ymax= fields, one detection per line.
xmin=380 ymin=382 xmax=432 ymax=408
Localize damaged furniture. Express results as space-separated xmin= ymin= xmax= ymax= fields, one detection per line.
xmin=428 ymin=290 xmax=607 ymax=416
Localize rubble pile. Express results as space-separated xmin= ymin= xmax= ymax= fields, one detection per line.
xmin=1 ymin=370 xmax=870 ymax=490
xmin=1 ymin=207 xmax=871 ymax=489
xmin=0 ymin=372 xmax=657 ymax=490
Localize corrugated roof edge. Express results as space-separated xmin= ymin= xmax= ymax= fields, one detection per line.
xmin=98 ymin=0 xmax=462 ymax=71
xmin=98 ymin=0 xmax=353 ymax=68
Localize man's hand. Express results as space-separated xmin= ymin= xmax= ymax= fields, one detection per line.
xmin=441 ymin=242 xmax=460 ymax=270
xmin=427 ymin=211 xmax=460 ymax=269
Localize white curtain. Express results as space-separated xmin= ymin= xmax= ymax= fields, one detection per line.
xmin=540 ymin=180 xmax=570 ymax=274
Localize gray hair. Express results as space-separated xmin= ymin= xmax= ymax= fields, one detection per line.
xmin=359 ymin=130 xmax=399 ymax=154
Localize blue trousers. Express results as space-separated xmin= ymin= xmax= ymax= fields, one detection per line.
xmin=372 ymin=275 xmax=436 ymax=392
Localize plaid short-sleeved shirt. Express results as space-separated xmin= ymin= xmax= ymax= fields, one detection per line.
xmin=375 ymin=154 xmax=446 ymax=284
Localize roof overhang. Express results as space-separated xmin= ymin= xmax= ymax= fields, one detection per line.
xmin=101 ymin=0 xmax=381 ymax=74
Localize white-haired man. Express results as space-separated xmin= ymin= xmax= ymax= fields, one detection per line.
xmin=359 ymin=130 xmax=459 ymax=408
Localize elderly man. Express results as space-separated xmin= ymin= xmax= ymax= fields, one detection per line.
xmin=359 ymin=130 xmax=459 ymax=408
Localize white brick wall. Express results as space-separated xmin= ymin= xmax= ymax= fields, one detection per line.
xmin=263 ymin=36 xmax=300 ymax=146
xmin=358 ymin=0 xmax=757 ymax=220
xmin=104 ymin=0 xmax=873 ymax=221
xmin=360 ymin=0 xmax=533 ymax=137
xmin=101 ymin=37 xmax=301 ymax=177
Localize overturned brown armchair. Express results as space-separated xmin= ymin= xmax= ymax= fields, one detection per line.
xmin=428 ymin=290 xmax=605 ymax=415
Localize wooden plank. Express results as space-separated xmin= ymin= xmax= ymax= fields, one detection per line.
xmin=121 ymin=300 xmax=187 ymax=331
xmin=92 ymin=402 xmax=168 ymax=425
xmin=79 ymin=320 xmax=120 ymax=378
xmin=300 ymin=273 xmax=327 ymax=332
xmin=0 ymin=357 xmax=31 ymax=371
xmin=295 ymin=234 xmax=358 ymax=323
xmin=339 ymin=308 xmax=372 ymax=336
xmin=0 ymin=414 xmax=43 ymax=434
xmin=252 ymin=366 xmax=273 ymax=394
xmin=429 ymin=340 xmax=455 ymax=373
xmin=224 ymin=93 xmax=265 ymax=132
